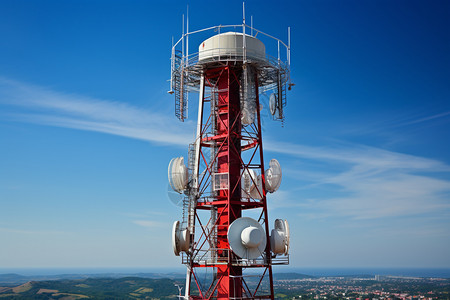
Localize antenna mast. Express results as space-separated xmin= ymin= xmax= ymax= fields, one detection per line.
xmin=168 ymin=4 xmax=292 ymax=299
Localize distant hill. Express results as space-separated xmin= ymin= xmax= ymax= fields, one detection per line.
xmin=0 ymin=272 xmax=314 ymax=286
xmin=0 ymin=274 xmax=29 ymax=286
xmin=0 ymin=277 xmax=180 ymax=299
xmin=0 ymin=272 xmax=185 ymax=286
xmin=0 ymin=272 xmax=317 ymax=299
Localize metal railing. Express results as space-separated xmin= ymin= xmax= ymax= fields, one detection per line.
xmin=169 ymin=23 xmax=291 ymax=123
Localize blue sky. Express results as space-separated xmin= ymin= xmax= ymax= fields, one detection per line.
xmin=0 ymin=0 xmax=449 ymax=270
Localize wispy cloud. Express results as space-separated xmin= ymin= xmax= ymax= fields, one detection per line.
xmin=398 ymin=110 xmax=450 ymax=127
xmin=338 ymin=109 xmax=450 ymax=140
xmin=2 ymin=77 xmax=449 ymax=222
xmin=321 ymin=174 xmax=450 ymax=219
xmin=365 ymin=222 xmax=450 ymax=238
xmin=0 ymin=77 xmax=193 ymax=146
xmin=266 ymin=140 xmax=450 ymax=220
xmin=266 ymin=140 xmax=449 ymax=172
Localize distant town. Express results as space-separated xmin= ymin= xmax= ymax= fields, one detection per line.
xmin=274 ymin=274 xmax=450 ymax=299
xmin=0 ymin=272 xmax=449 ymax=299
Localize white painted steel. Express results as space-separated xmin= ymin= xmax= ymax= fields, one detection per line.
xmin=198 ymin=32 xmax=265 ymax=62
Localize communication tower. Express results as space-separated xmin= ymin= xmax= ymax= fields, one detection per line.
xmin=168 ymin=5 xmax=293 ymax=299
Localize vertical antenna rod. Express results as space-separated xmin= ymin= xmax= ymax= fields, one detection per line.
xmin=242 ymin=2 xmax=246 ymax=63
xmin=169 ymin=36 xmax=174 ymax=94
xmin=182 ymin=14 xmax=185 ymax=59
xmin=186 ymin=5 xmax=189 ymax=65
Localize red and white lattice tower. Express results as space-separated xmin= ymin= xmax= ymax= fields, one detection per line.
xmin=168 ymin=8 xmax=293 ymax=299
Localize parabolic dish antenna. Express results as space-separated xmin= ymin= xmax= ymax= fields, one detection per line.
xmin=172 ymin=220 xmax=190 ymax=256
xmin=270 ymin=219 xmax=290 ymax=255
xmin=168 ymin=157 xmax=188 ymax=193
xmin=249 ymin=159 xmax=282 ymax=199
xmin=265 ymin=159 xmax=282 ymax=193
xmin=228 ymin=217 xmax=267 ymax=260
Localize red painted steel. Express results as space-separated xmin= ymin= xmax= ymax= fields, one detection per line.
xmin=187 ymin=64 xmax=274 ymax=299
xmin=215 ymin=66 xmax=242 ymax=299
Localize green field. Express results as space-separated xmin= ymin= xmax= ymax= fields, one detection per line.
xmin=0 ymin=277 xmax=178 ymax=299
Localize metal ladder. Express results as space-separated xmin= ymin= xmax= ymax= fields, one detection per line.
xmin=173 ymin=51 xmax=187 ymax=121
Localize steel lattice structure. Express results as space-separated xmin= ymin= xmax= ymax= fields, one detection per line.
xmin=168 ymin=13 xmax=292 ymax=299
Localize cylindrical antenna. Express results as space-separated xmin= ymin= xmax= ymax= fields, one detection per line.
xmin=277 ymin=40 xmax=280 ymax=62
xmin=242 ymin=2 xmax=246 ymax=62
xmin=288 ymin=27 xmax=291 ymax=67
xmin=186 ymin=6 xmax=189 ymax=118
xmin=251 ymin=15 xmax=253 ymax=36
xmin=186 ymin=5 xmax=189 ymax=65
xmin=169 ymin=36 xmax=174 ymax=93
xmin=182 ymin=14 xmax=185 ymax=60
xmin=288 ymin=26 xmax=291 ymax=88
xmin=242 ymin=2 xmax=246 ymax=25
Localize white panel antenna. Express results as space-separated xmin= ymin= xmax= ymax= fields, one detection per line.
xmin=241 ymin=67 xmax=257 ymax=125
xmin=242 ymin=168 xmax=257 ymax=197
xmin=249 ymin=174 xmax=263 ymax=200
